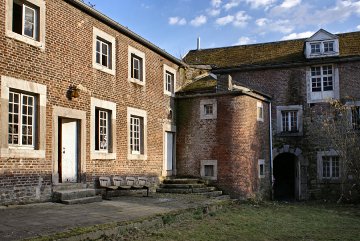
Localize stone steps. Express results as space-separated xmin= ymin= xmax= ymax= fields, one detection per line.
xmin=53 ymin=188 xmax=102 ymax=205
xmin=163 ymin=178 xmax=204 ymax=185
xmin=159 ymin=183 xmax=206 ymax=189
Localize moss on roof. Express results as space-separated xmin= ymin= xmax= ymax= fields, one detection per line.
xmin=177 ymin=76 xmax=217 ymax=94
xmin=183 ymin=31 xmax=360 ymax=69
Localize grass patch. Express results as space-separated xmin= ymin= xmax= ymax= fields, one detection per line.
xmin=119 ymin=202 xmax=360 ymax=241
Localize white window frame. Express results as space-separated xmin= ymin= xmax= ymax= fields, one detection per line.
xmin=90 ymin=98 xmax=116 ymax=160
xmin=306 ymin=65 xmax=339 ymax=103
xmin=5 ymin=0 xmax=46 ymax=49
xmin=92 ymin=27 xmax=116 ymax=75
xmin=257 ymin=102 xmax=264 ymax=122
xmin=317 ymin=150 xmax=340 ymax=180
xmin=258 ymin=159 xmax=265 ymax=178
xmin=163 ymin=64 xmax=176 ymax=97
xmin=128 ymin=46 xmax=146 ymax=86
xmin=0 ymin=75 xmax=46 ymax=158
xmin=200 ymin=99 xmax=217 ymax=120
xmin=127 ymin=107 xmax=147 ymax=160
xmin=276 ymin=105 xmax=303 ymax=135
xmin=200 ymin=160 xmax=217 ymax=180
xmin=305 ymin=40 xmax=339 ymax=59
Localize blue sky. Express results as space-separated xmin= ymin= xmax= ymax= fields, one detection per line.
xmin=88 ymin=0 xmax=360 ymax=58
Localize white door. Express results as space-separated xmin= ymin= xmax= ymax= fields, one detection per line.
xmin=164 ymin=132 xmax=174 ymax=174
xmin=61 ymin=119 xmax=78 ymax=183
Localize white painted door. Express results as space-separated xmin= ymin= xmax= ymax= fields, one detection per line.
xmin=165 ymin=132 xmax=174 ymax=172
xmin=61 ymin=119 xmax=78 ymax=183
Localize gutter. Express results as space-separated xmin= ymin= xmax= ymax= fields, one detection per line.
xmin=65 ymin=0 xmax=185 ymax=67
xmin=269 ymin=102 xmax=273 ymax=200
xmin=211 ymin=56 xmax=360 ymax=73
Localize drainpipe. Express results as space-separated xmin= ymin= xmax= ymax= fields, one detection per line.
xmin=269 ymin=102 xmax=274 ymax=200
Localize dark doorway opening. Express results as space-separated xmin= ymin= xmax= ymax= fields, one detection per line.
xmin=273 ymin=153 xmax=296 ymax=201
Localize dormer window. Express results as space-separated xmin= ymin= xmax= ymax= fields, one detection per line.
xmin=305 ymin=29 xmax=339 ymax=59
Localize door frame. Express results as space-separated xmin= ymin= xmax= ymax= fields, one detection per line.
xmin=162 ymin=124 xmax=176 ymax=176
xmin=52 ymin=106 xmax=86 ymax=185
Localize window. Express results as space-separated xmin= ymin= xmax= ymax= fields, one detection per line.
xmin=128 ymin=46 xmax=146 ymax=85
xmin=307 ymin=65 xmax=339 ymax=103
xmin=258 ymin=159 xmax=265 ymax=178
xmin=257 ymin=102 xmax=264 ymax=122
xmin=200 ymin=160 xmax=217 ymax=180
xmin=351 ymin=106 xmax=360 ymax=130
xmin=131 ymin=54 xmax=143 ymax=81
xmin=6 ymin=0 xmax=45 ymax=48
xmin=324 ymin=41 xmax=334 ymax=53
xmin=8 ymin=91 xmax=35 ymax=147
xmin=96 ymin=38 xmax=111 ymax=68
xmin=281 ymin=110 xmax=298 ymax=133
xmin=90 ymin=98 xmax=116 ymax=160
xmin=276 ymin=105 xmax=303 ymax=135
xmin=311 ymin=65 xmax=333 ymax=92
xmin=1 ymin=76 xmax=46 ymax=158
xmin=317 ymin=150 xmax=340 ymax=180
xmin=322 ymin=156 xmax=340 ymax=179
xmin=164 ymin=64 xmax=177 ymax=96
xmin=200 ymin=99 xmax=217 ymax=120
xmin=93 ymin=27 xmax=116 ymax=75
xmin=127 ymin=107 xmax=147 ymax=160
xmin=310 ymin=43 xmax=320 ymax=54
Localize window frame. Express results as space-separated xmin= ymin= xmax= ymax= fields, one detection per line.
xmin=163 ymin=64 xmax=177 ymax=96
xmin=317 ymin=150 xmax=341 ymax=181
xmin=305 ymin=39 xmax=339 ymax=59
xmin=258 ymin=159 xmax=265 ymax=178
xmin=257 ymin=102 xmax=264 ymax=122
xmin=127 ymin=107 xmax=147 ymax=160
xmin=200 ymin=99 xmax=217 ymax=120
xmin=200 ymin=160 xmax=218 ymax=180
xmin=5 ymin=0 xmax=45 ymax=49
xmin=92 ymin=27 xmax=116 ymax=75
xmin=0 ymin=75 xmax=46 ymax=158
xmin=276 ymin=105 xmax=303 ymax=136
xmin=90 ymin=97 xmax=116 ymax=160
xmin=128 ymin=46 xmax=146 ymax=86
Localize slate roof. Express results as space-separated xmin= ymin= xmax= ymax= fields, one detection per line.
xmin=183 ymin=31 xmax=360 ymax=69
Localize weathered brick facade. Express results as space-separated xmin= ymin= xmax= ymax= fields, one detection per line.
xmin=0 ymin=0 xmax=181 ymax=205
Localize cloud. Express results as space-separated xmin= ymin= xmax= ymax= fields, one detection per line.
xmin=168 ymin=17 xmax=187 ymax=26
xmin=233 ymin=11 xmax=251 ymax=27
xmin=215 ymin=15 xmax=234 ymax=25
xmin=223 ymin=0 xmax=241 ymax=11
xmin=190 ymin=15 xmax=207 ymax=27
xmin=279 ymin=0 xmax=301 ymax=9
xmin=211 ymin=0 xmax=222 ymax=8
xmin=357 ymin=25 xmax=360 ymax=30
xmin=245 ymin=0 xmax=277 ymax=9
xmin=281 ymin=31 xmax=315 ymax=40
xmin=255 ymin=18 xmax=268 ymax=26
xmin=207 ymin=8 xmax=221 ymax=17
xmin=234 ymin=36 xmax=256 ymax=45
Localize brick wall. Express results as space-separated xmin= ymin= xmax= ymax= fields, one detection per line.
xmin=176 ymin=94 xmax=271 ymax=199
xmin=0 ymin=0 xmax=179 ymax=204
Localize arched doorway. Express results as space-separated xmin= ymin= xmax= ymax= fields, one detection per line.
xmin=273 ymin=153 xmax=297 ymax=200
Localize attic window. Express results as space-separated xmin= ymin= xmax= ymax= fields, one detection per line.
xmin=310 ymin=43 xmax=320 ymax=54
xmin=324 ymin=41 xmax=334 ymax=53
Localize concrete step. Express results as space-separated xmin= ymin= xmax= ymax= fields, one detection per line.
xmin=156 ymin=188 xmax=192 ymax=194
xmin=163 ymin=178 xmax=203 ymax=185
xmin=159 ymin=183 xmax=205 ymax=189
xmin=194 ymin=191 xmax=223 ymax=197
xmin=61 ymin=196 xmax=103 ymax=205
xmin=52 ymin=183 xmax=87 ymax=192
xmin=191 ymin=187 xmax=216 ymax=193
xmin=53 ymin=189 xmax=96 ymax=201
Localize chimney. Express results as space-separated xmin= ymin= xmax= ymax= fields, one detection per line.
xmin=197 ymin=37 xmax=201 ymax=50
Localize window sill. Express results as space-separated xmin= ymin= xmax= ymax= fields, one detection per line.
xmin=127 ymin=153 xmax=147 ymax=161
xmin=0 ymin=148 xmax=45 ymax=158
xmin=128 ymin=78 xmax=145 ymax=86
xmin=91 ymin=151 xmax=116 ymax=160
xmin=257 ymin=118 xmax=264 ymax=122
xmin=93 ymin=63 xmax=115 ymax=76
xmin=6 ymin=30 xmax=45 ymax=50
xmin=164 ymin=91 xmax=175 ymax=97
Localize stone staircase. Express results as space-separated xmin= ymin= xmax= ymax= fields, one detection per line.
xmin=52 ymin=183 xmax=102 ymax=205
xmin=156 ymin=178 xmax=229 ymax=199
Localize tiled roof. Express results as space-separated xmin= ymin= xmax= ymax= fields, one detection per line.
xmin=183 ymin=31 xmax=360 ymax=69
xmin=177 ymin=75 xmax=217 ymax=94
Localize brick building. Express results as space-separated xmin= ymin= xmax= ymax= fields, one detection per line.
xmin=183 ymin=29 xmax=360 ymax=200
xmin=0 ymin=0 xmax=182 ymax=205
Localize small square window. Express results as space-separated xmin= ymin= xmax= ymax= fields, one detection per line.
xmin=311 ymin=43 xmax=320 ymax=54
xmin=324 ymin=41 xmax=334 ymax=52
xmin=204 ymin=104 xmax=213 ymax=115
xmin=201 ymin=160 xmax=217 ymax=180
xmin=204 ymin=165 xmax=214 ymax=177
xmin=257 ymin=102 xmax=264 ymax=122
xmin=200 ymin=99 xmax=217 ymax=120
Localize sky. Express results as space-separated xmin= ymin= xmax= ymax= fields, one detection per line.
xmin=87 ymin=0 xmax=360 ymax=58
